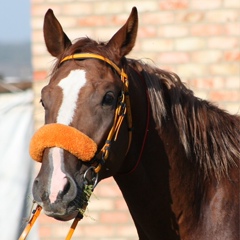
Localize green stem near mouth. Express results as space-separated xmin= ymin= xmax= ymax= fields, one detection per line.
xmin=78 ymin=184 xmax=96 ymax=220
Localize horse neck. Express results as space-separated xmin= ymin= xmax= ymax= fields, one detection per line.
xmin=152 ymin=118 xmax=239 ymax=239
xmin=114 ymin=65 xmax=183 ymax=238
xmin=114 ymin=63 xmax=239 ymax=239
xmin=115 ymin=102 xmax=238 ymax=239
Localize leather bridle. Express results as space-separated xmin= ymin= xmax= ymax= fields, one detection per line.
xmin=60 ymin=53 xmax=133 ymax=173
xmin=19 ymin=53 xmax=133 ymax=240
xmin=19 ymin=53 xmax=152 ymax=240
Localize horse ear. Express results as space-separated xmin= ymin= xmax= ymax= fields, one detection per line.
xmin=107 ymin=7 xmax=138 ymax=63
xmin=43 ymin=9 xmax=72 ymax=57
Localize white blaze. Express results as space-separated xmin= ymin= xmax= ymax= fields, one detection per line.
xmin=49 ymin=70 xmax=87 ymax=203
xmin=57 ymin=69 xmax=87 ymax=125
xmin=49 ymin=147 xmax=67 ymax=203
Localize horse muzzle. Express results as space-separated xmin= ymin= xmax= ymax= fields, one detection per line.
xmin=32 ymin=162 xmax=79 ymax=221
xmin=32 ymin=145 xmax=97 ymax=221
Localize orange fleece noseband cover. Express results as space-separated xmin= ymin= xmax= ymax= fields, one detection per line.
xmin=30 ymin=123 xmax=97 ymax=162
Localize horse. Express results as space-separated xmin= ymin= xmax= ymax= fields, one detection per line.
xmin=32 ymin=7 xmax=240 ymax=239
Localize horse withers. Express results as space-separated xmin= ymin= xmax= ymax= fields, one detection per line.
xmin=32 ymin=7 xmax=240 ymax=239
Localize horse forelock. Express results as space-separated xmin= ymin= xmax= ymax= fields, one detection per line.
xmin=51 ymin=37 xmax=118 ymax=76
xmin=128 ymin=59 xmax=240 ymax=180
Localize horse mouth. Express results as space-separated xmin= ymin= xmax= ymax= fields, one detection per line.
xmin=32 ymin=164 xmax=96 ymax=221
xmin=36 ymin=184 xmax=91 ymax=221
xmin=42 ymin=200 xmax=85 ymax=221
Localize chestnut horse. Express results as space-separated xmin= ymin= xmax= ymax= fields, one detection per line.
xmin=32 ymin=7 xmax=240 ymax=239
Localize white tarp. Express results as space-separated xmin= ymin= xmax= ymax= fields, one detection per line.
xmin=0 ymin=89 xmax=38 ymax=240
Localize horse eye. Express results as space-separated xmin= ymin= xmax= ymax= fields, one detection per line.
xmin=102 ymin=92 xmax=115 ymax=106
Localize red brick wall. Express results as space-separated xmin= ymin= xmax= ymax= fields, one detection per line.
xmin=31 ymin=0 xmax=239 ymax=239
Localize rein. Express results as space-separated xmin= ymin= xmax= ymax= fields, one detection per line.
xmin=18 ymin=204 xmax=80 ymax=240
xmin=60 ymin=53 xmax=133 ymax=173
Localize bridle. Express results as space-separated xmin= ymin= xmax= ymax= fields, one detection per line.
xmin=60 ymin=53 xmax=133 ymax=173
xmin=19 ymin=53 xmax=133 ymax=240
xmin=19 ymin=53 xmax=151 ymax=240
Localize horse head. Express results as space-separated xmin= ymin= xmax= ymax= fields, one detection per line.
xmin=32 ymin=7 xmax=138 ymax=221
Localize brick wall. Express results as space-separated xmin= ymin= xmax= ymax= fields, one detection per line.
xmin=31 ymin=0 xmax=240 ymax=239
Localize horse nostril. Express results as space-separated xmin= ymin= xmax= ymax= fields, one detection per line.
xmin=61 ymin=179 xmax=71 ymax=196
xmin=42 ymin=191 xmax=49 ymax=202
xmin=62 ymin=177 xmax=77 ymax=202
xmin=33 ymin=178 xmax=39 ymax=186
xmin=32 ymin=178 xmax=46 ymax=203
xmin=54 ymin=177 xmax=77 ymax=203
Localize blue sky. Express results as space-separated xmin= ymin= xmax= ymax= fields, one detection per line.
xmin=0 ymin=0 xmax=31 ymax=43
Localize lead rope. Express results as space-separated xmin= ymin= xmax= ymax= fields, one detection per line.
xmin=18 ymin=205 xmax=81 ymax=240
xmin=65 ymin=216 xmax=81 ymax=240
xmin=18 ymin=205 xmax=42 ymax=240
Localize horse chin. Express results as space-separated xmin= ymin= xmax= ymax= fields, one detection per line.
xmin=40 ymin=198 xmax=84 ymax=222
xmin=44 ymin=207 xmax=80 ymax=221
xmin=52 ymin=212 xmax=79 ymax=222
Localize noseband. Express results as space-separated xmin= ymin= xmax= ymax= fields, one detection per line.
xmin=30 ymin=53 xmax=132 ymax=173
